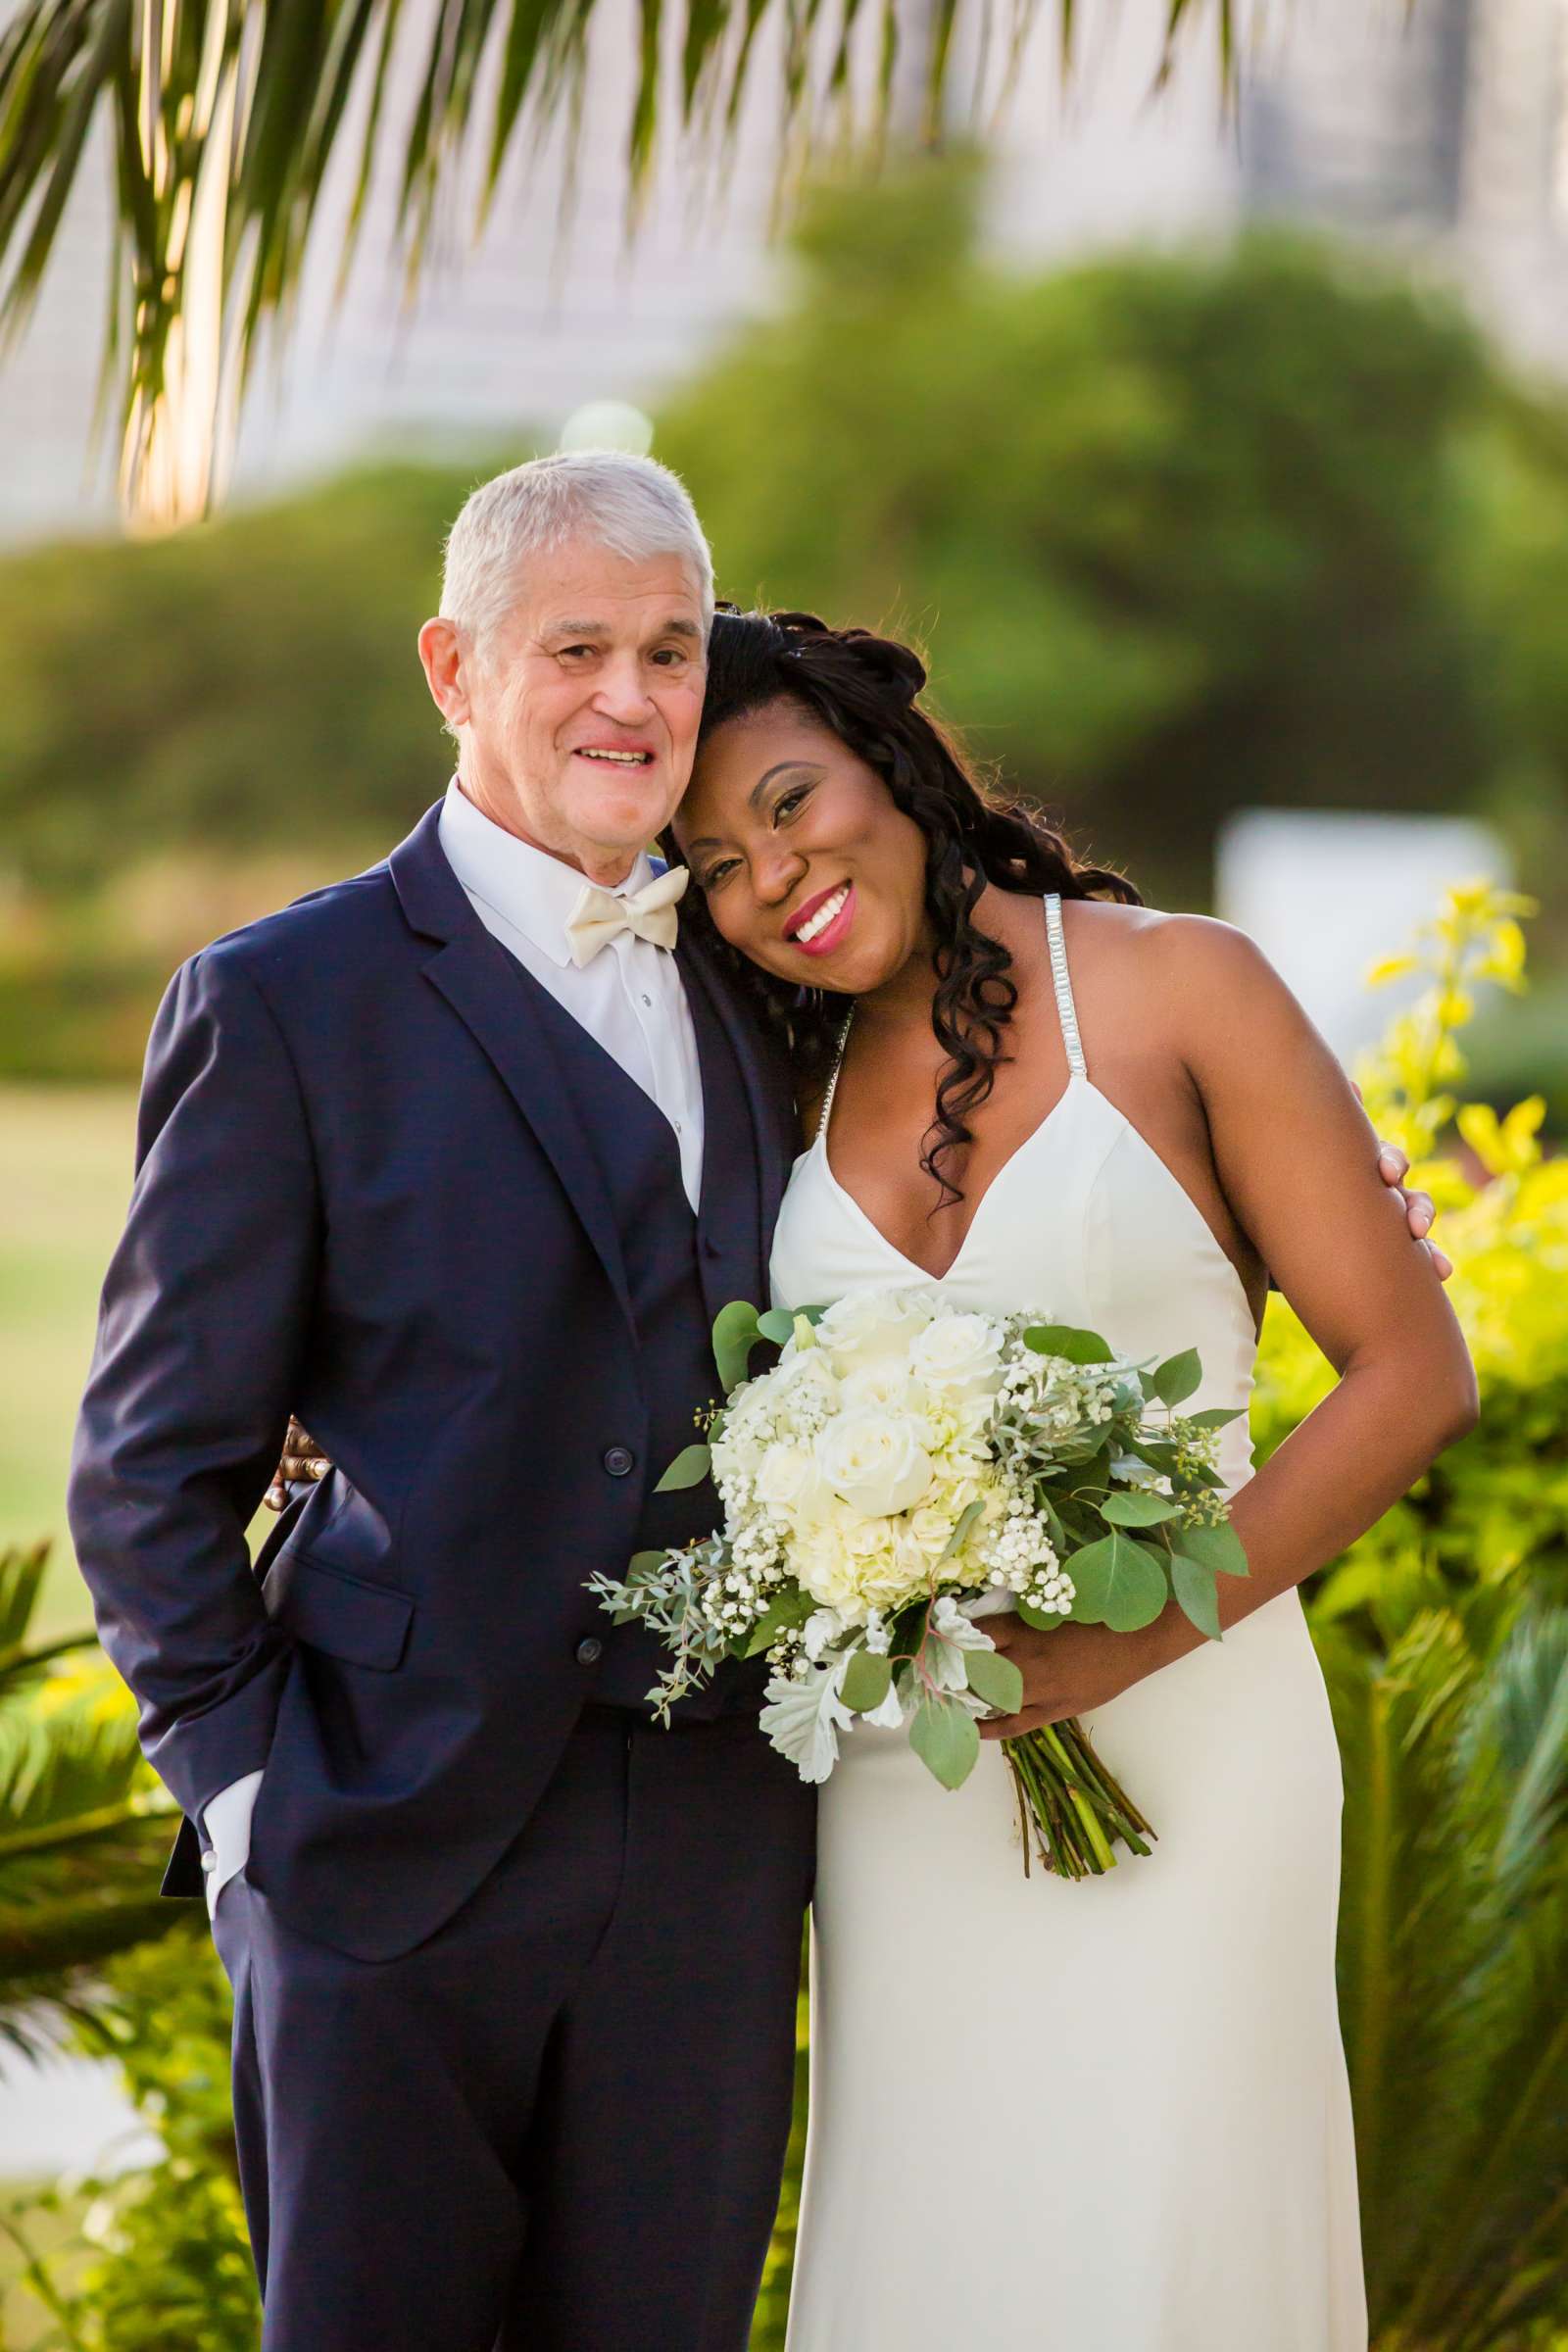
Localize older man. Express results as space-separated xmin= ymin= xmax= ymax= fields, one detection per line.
xmin=71 ymin=450 xmax=1445 ymax=2351
xmin=69 ymin=452 xmax=814 ymax=2352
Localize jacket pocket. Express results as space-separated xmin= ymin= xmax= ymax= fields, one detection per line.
xmin=263 ymin=1548 xmax=415 ymax=1673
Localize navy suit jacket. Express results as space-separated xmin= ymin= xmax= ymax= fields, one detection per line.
xmin=68 ymin=803 xmax=799 ymax=1961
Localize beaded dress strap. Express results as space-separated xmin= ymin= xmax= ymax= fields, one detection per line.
xmin=1044 ymin=895 xmax=1088 ymax=1079
xmin=814 ymin=1011 xmax=855 ymax=1145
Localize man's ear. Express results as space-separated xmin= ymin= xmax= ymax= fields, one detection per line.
xmin=418 ymin=615 xmax=470 ymax=728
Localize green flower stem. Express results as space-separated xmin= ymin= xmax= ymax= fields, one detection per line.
xmin=1049 ymin=1718 xmax=1156 ymax=1855
xmin=1002 ymin=1718 xmax=1158 ymax=1881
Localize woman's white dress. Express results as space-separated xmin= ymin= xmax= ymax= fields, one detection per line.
xmin=769 ymin=895 xmax=1367 ymax=2351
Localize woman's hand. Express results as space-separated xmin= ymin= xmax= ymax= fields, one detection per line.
xmin=977 ymin=1612 xmax=1183 ymax=1740
xmin=264 ymin=1418 xmax=328 ymax=1513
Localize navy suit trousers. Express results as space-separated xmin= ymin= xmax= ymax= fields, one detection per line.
xmin=214 ymin=1707 xmax=815 ymax=2352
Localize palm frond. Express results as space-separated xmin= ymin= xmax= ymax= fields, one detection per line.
xmin=1322 ymin=1606 xmax=1568 ymax=2343
xmin=0 ymin=0 xmax=1250 ymax=525
xmin=0 ymin=1539 xmax=52 ymax=1658
xmin=0 ymin=1552 xmax=182 ymax=2046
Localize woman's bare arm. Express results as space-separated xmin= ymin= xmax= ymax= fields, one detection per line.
xmin=986 ymin=916 xmax=1476 ymax=1734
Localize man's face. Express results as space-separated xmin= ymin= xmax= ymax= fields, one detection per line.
xmin=421 ymin=542 xmax=708 ymax=883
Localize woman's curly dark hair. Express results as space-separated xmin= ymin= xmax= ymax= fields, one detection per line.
xmin=671 ymin=608 xmax=1141 ymax=1212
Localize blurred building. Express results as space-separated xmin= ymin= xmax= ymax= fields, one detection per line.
xmin=1242 ymin=0 xmax=1568 ymax=370
xmin=3 ymin=0 xmax=1567 ymax=544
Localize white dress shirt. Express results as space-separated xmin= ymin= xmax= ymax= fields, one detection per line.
xmin=200 ymin=780 xmax=705 ymax=1915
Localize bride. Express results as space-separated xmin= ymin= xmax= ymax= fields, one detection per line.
xmin=665 ymin=608 xmax=1477 ymax=2350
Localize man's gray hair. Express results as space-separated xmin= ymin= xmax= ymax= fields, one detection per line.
xmin=440 ymin=450 xmax=714 ymax=651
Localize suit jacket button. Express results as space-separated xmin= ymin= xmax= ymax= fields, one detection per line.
xmin=603 ymin=1446 xmax=635 ymax=1477
xmin=576 ymin=1636 xmax=604 ymax=1667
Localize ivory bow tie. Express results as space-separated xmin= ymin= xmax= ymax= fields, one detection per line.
xmin=564 ymin=864 xmax=689 ymax=968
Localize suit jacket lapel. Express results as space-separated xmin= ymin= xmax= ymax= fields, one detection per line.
xmin=389 ymin=804 xmax=635 ymax=1331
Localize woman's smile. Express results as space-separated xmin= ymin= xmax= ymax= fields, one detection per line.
xmin=784 ymin=880 xmax=857 ymax=956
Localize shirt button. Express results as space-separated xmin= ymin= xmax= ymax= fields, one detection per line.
xmin=201 ymin=1851 xmax=217 ymax=1873
xmin=603 ymin=1446 xmax=635 ymax=1478
xmin=576 ymin=1637 xmax=604 ymax=1667
xmin=641 ymin=993 xmax=653 ymax=1007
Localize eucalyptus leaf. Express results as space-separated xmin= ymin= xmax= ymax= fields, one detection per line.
xmin=1177 ymin=1520 xmax=1250 ymax=1579
xmin=1102 ymin=1491 xmax=1180 ymax=1528
xmin=841 ymin=1650 xmax=893 ymax=1713
xmin=654 ymin=1443 xmax=712 ymax=1494
xmin=1068 ymin=1531 xmax=1169 ymax=1633
xmin=1171 ymin=1553 xmax=1222 ymax=1639
xmin=711 ymin=1301 xmax=761 ymax=1392
xmin=1024 ymin=1323 xmax=1115 ymax=1365
xmin=908 ymin=1694 xmax=982 ymax=1790
xmin=757 ymin=1307 xmax=797 ymax=1347
xmin=963 ymin=1646 xmax=1024 ymax=1715
xmin=1185 ymin=1405 xmax=1246 ymax=1431
xmin=1152 ymin=1348 xmax=1202 ymax=1407
xmin=626 ymin=1549 xmax=669 ymax=1581
xmin=1015 ymin=1597 xmax=1061 ymax=1633
xmin=888 ymin=1598 xmax=930 ymax=1662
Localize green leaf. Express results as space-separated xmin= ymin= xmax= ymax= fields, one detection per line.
xmin=908 ymin=1694 xmax=981 ymax=1790
xmin=1184 ymin=1405 xmax=1245 ymax=1431
xmin=654 ymin=1443 xmax=711 ymax=1493
xmin=1067 ymin=1532 xmax=1169 ymax=1633
xmin=1177 ymin=1520 xmax=1250 ymax=1578
xmin=1171 ymin=1553 xmax=1222 ymax=1639
xmin=937 ymin=1496 xmax=986 ymax=1565
xmin=841 ymin=1650 xmax=893 ymax=1712
xmin=626 ymin=1549 xmax=669 ymax=1580
xmin=742 ymin=1587 xmax=814 ymax=1658
xmin=1152 ymin=1348 xmax=1202 ymax=1406
xmin=1015 ymin=1597 xmax=1060 ymax=1633
xmin=711 ymin=1301 xmax=761 ymax=1392
xmin=1102 ymin=1491 xmax=1180 ymax=1527
xmin=757 ymin=1307 xmax=797 ymax=1347
xmin=963 ymin=1646 xmax=1024 ymax=1715
xmin=1024 ymin=1323 xmax=1115 ymax=1365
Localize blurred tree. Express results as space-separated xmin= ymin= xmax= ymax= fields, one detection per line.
xmin=0 ymin=460 xmax=465 ymax=895
xmin=659 ymin=166 xmax=1568 ymax=906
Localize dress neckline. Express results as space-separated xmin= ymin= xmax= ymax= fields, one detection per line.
xmin=812 ymin=893 xmax=1089 ymax=1285
xmin=809 ymin=893 xmax=1256 ymax=1326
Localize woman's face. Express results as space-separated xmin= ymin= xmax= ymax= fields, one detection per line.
xmin=673 ymin=702 xmax=931 ymax=996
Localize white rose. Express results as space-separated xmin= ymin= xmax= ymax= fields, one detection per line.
xmin=840 ymin=1360 xmax=921 ymax=1416
xmin=756 ymin=1443 xmax=817 ymax=1512
xmin=908 ymin=1312 xmax=1005 ymax=1398
xmin=765 ymin=1348 xmax=842 ymax=1419
xmin=815 ymin=1287 xmax=935 ymax=1372
xmin=814 ymin=1408 xmax=934 ymax=1519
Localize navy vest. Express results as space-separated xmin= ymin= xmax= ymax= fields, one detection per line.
xmin=530 ymin=946 xmax=771 ymax=1716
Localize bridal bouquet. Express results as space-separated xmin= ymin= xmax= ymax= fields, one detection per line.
xmin=589 ymin=1289 xmax=1249 ymax=1878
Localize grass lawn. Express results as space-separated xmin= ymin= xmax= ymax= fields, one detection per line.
xmin=0 ymin=1086 xmax=138 ymax=1637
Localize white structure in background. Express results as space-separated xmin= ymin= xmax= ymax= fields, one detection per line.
xmin=1215 ymin=808 xmax=1511 ymax=1064
xmin=0 ymin=2044 xmax=160 ymax=2181
xmin=1242 ymin=0 xmax=1568 ymax=371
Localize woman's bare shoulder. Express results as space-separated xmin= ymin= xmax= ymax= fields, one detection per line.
xmin=1065 ymin=899 xmax=1277 ymax=986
